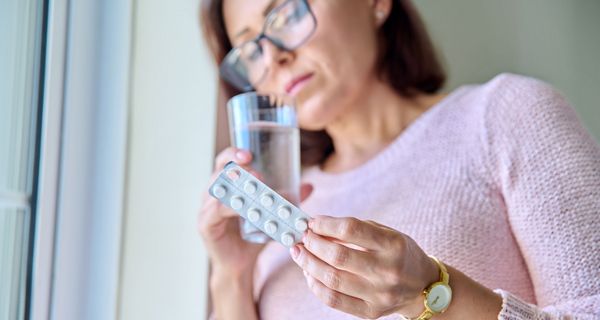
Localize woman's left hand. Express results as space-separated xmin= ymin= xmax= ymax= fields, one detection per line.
xmin=290 ymin=215 xmax=440 ymax=319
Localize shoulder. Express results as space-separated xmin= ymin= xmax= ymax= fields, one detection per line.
xmin=452 ymin=74 xmax=594 ymax=178
xmin=471 ymin=75 xmax=599 ymax=178
xmin=463 ymin=73 xmax=580 ymax=140
xmin=475 ymin=73 xmax=570 ymax=119
xmin=433 ymin=73 xmax=568 ymax=130
xmin=479 ymin=72 xmax=559 ymax=98
xmin=424 ymin=73 xmax=574 ymax=149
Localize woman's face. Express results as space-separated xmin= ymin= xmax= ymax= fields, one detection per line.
xmin=223 ymin=0 xmax=388 ymax=130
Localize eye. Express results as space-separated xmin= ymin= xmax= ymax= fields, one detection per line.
xmin=248 ymin=46 xmax=262 ymax=61
xmin=268 ymin=12 xmax=288 ymax=31
xmin=240 ymin=42 xmax=262 ymax=63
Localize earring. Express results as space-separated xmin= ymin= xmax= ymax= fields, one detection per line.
xmin=376 ymin=11 xmax=385 ymax=20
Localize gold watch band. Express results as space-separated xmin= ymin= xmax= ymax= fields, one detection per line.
xmin=416 ymin=310 xmax=435 ymax=320
xmin=429 ymin=255 xmax=449 ymax=284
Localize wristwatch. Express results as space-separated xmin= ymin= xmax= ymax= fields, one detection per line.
xmin=402 ymin=255 xmax=453 ymax=320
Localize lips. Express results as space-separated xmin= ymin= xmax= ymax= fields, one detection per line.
xmin=285 ymin=73 xmax=314 ymax=96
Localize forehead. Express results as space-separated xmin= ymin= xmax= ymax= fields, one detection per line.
xmin=223 ymin=0 xmax=280 ymax=41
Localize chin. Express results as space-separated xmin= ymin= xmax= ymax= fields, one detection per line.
xmin=300 ymin=85 xmax=347 ymax=129
xmin=299 ymin=120 xmax=327 ymax=131
xmin=297 ymin=99 xmax=331 ymax=131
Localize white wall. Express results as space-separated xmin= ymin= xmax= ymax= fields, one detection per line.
xmin=414 ymin=0 xmax=600 ymax=140
xmin=119 ymin=0 xmax=216 ymax=318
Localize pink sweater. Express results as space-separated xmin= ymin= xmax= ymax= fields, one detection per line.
xmin=246 ymin=74 xmax=600 ymax=319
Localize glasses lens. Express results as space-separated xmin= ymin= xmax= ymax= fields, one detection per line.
xmin=220 ymin=42 xmax=267 ymax=91
xmin=266 ymin=0 xmax=315 ymax=49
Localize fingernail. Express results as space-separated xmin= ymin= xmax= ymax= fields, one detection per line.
xmin=302 ymin=232 xmax=308 ymax=244
xmin=236 ymin=151 xmax=247 ymax=161
xmin=290 ymin=246 xmax=300 ymax=259
xmin=303 ymin=270 xmax=309 ymax=277
xmin=308 ymin=219 xmax=314 ymax=229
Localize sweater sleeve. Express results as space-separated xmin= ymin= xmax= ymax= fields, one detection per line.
xmin=482 ymin=74 xmax=600 ymax=320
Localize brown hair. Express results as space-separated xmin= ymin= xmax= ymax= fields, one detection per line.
xmin=200 ymin=0 xmax=445 ymax=167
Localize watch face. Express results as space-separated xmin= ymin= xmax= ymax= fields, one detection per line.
xmin=426 ymin=283 xmax=452 ymax=313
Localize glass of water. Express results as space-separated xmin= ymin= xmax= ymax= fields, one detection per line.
xmin=227 ymin=92 xmax=301 ymax=243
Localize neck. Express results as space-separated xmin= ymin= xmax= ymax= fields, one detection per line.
xmin=322 ymin=80 xmax=445 ymax=173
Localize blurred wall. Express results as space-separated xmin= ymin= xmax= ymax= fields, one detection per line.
xmin=414 ymin=0 xmax=600 ymax=140
xmin=118 ymin=0 xmax=216 ymax=318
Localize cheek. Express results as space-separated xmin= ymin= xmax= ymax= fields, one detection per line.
xmin=285 ymin=1 xmax=379 ymax=129
xmin=312 ymin=2 xmax=379 ymax=80
xmin=294 ymin=17 xmax=378 ymax=128
xmin=296 ymin=47 xmax=376 ymax=130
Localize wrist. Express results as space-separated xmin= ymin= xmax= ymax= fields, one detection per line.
xmin=395 ymin=257 xmax=438 ymax=318
xmin=399 ymin=255 xmax=453 ymax=320
xmin=210 ymin=258 xmax=255 ymax=278
xmin=210 ymin=266 xmax=254 ymax=293
xmin=398 ymin=293 xmax=429 ymax=319
xmin=210 ymin=265 xmax=259 ymax=320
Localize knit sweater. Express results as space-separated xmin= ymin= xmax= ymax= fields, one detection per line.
xmin=250 ymin=74 xmax=600 ymax=320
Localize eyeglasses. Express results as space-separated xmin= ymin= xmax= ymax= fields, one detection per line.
xmin=220 ymin=0 xmax=317 ymax=91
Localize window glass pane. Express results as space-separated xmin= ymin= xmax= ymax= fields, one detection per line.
xmin=0 ymin=0 xmax=43 ymax=194
xmin=0 ymin=207 xmax=30 ymax=320
xmin=0 ymin=0 xmax=46 ymax=318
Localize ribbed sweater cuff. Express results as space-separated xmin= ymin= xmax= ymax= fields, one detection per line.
xmin=494 ymin=289 xmax=551 ymax=320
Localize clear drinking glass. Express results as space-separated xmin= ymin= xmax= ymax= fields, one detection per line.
xmin=227 ymin=92 xmax=301 ymax=243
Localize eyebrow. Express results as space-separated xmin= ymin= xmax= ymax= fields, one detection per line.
xmin=262 ymin=0 xmax=278 ymax=17
xmin=233 ymin=0 xmax=279 ymax=40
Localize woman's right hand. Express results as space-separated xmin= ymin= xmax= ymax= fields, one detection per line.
xmin=198 ymin=147 xmax=313 ymax=278
xmin=199 ymin=148 xmax=263 ymax=278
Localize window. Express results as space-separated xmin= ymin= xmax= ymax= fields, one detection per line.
xmin=0 ymin=0 xmax=47 ymax=318
xmin=1 ymin=0 xmax=214 ymax=318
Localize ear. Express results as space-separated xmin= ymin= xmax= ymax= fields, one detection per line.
xmin=371 ymin=0 xmax=392 ymax=27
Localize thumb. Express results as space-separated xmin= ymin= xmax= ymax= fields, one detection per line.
xmin=300 ymin=183 xmax=314 ymax=202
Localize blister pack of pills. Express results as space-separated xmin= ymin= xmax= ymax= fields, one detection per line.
xmin=209 ymin=161 xmax=310 ymax=247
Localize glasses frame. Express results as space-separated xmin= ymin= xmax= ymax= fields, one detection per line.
xmin=219 ymin=0 xmax=317 ymax=91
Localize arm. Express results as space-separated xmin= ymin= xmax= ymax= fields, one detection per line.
xmin=209 ymin=269 xmax=259 ymax=320
xmin=198 ymin=148 xmax=262 ymax=320
xmin=290 ymin=216 xmax=504 ymax=320
xmin=484 ymin=75 xmax=600 ymax=319
xmin=434 ymin=265 xmax=502 ymax=320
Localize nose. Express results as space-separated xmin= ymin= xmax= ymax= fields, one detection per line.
xmin=260 ymin=38 xmax=294 ymax=68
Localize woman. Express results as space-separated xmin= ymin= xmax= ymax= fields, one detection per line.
xmin=198 ymin=0 xmax=600 ymax=319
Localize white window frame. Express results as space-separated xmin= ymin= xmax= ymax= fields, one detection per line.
xmin=30 ymin=0 xmax=132 ymax=319
xmin=29 ymin=0 xmax=67 ymax=317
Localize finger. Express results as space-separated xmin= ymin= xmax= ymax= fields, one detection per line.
xmin=309 ymin=216 xmax=389 ymax=250
xmin=302 ymin=230 xmax=373 ymax=274
xmin=198 ymin=197 xmax=240 ymax=230
xmin=291 ymin=244 xmax=370 ymax=300
xmin=300 ymin=183 xmax=313 ymax=202
xmin=303 ymin=273 xmax=380 ymax=319
xmin=214 ymin=147 xmax=252 ymax=170
xmin=197 ymin=199 xmax=241 ymax=241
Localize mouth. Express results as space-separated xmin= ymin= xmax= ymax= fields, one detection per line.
xmin=285 ymin=73 xmax=314 ymax=96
